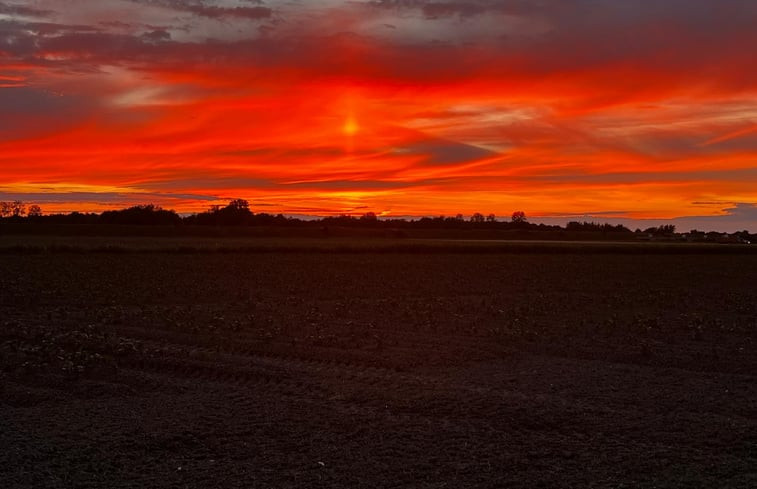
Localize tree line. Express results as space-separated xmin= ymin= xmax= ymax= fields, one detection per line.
xmin=0 ymin=199 xmax=751 ymax=240
xmin=0 ymin=200 xmax=42 ymax=218
xmin=0 ymin=199 xmax=585 ymax=231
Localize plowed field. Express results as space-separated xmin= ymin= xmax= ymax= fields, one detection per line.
xmin=2 ymin=250 xmax=756 ymax=488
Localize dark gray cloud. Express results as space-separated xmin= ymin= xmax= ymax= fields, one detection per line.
xmin=142 ymin=29 xmax=171 ymax=43
xmin=371 ymin=0 xmax=490 ymax=19
xmin=130 ymin=0 xmax=272 ymax=20
xmin=721 ymin=203 xmax=757 ymax=220
xmin=398 ymin=139 xmax=496 ymax=165
xmin=0 ymin=18 xmax=105 ymax=57
xmin=368 ymin=0 xmax=537 ymax=18
xmin=0 ymin=87 xmax=97 ymax=140
xmin=369 ymin=0 xmax=757 ymax=24
xmin=0 ymin=20 xmax=39 ymax=56
xmin=1 ymin=0 xmax=754 ymax=96
xmin=0 ymin=2 xmax=54 ymax=17
xmin=365 ymin=0 xmax=757 ymax=91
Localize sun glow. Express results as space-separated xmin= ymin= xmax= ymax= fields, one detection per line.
xmin=343 ymin=116 xmax=359 ymax=136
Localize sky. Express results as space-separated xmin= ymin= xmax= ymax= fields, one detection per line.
xmin=1 ymin=0 xmax=757 ymax=231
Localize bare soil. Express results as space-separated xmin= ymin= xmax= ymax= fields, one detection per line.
xmin=1 ymin=251 xmax=756 ymax=488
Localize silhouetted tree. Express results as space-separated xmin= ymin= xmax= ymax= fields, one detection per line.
xmin=566 ymin=221 xmax=632 ymax=233
xmin=643 ymin=225 xmax=676 ymax=236
xmin=1 ymin=200 xmax=27 ymax=217
xmin=511 ymin=211 xmax=527 ymax=223
xmin=357 ymin=212 xmax=378 ymax=227
xmin=27 ymin=204 xmax=42 ymax=217
xmin=227 ymin=199 xmax=250 ymax=211
xmin=187 ymin=199 xmax=254 ymax=226
xmin=486 ymin=213 xmax=496 ymax=223
xmin=100 ymin=204 xmax=181 ymax=225
xmin=470 ymin=212 xmax=485 ymax=223
xmin=733 ymin=230 xmax=752 ymax=243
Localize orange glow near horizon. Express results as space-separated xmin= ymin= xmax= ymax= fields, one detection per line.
xmin=1 ymin=1 xmax=757 ymax=230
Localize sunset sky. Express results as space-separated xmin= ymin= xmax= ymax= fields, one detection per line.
xmin=2 ymin=0 xmax=757 ymax=230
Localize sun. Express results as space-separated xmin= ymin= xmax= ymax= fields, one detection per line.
xmin=342 ymin=115 xmax=359 ymax=136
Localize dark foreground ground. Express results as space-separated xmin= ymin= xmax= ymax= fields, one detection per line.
xmin=1 ymin=243 xmax=756 ymax=488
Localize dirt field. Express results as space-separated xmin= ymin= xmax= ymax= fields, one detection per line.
xmin=1 ymin=247 xmax=756 ymax=488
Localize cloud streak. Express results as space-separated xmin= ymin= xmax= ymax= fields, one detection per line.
xmin=129 ymin=0 xmax=272 ymax=20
